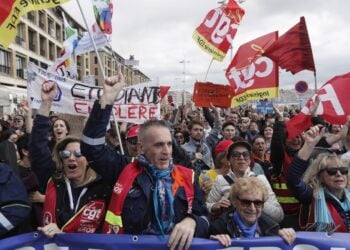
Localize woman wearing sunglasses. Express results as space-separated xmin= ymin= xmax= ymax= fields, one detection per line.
xmin=286 ymin=123 xmax=350 ymax=232
xmin=206 ymin=141 xmax=283 ymax=223
xmin=30 ymin=81 xmax=111 ymax=237
xmin=209 ymin=177 xmax=295 ymax=247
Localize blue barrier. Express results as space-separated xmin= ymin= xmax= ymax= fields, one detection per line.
xmin=0 ymin=231 xmax=349 ymax=250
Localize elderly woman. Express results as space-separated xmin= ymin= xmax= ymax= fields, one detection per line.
xmin=30 ymin=81 xmax=111 ymax=237
xmin=206 ymin=141 xmax=283 ymax=223
xmin=209 ymin=177 xmax=295 ymax=247
xmin=286 ymin=123 xmax=350 ymax=232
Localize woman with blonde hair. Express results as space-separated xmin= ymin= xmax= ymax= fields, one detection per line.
xmin=286 ymin=123 xmax=350 ymax=232
xmin=209 ymin=176 xmax=295 ymax=247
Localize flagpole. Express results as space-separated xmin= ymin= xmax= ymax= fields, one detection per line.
xmin=204 ymin=58 xmax=214 ymax=81
xmin=76 ymin=0 xmax=125 ymax=154
xmin=314 ymin=71 xmax=317 ymax=93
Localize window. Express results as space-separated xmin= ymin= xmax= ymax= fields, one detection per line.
xmin=28 ymin=29 xmax=37 ymax=52
xmin=94 ymin=56 xmax=98 ymax=64
xmin=15 ymin=23 xmax=25 ymax=47
xmin=94 ymin=68 xmax=98 ymax=76
xmin=27 ymin=11 xmax=36 ymax=23
xmin=29 ymin=57 xmax=38 ymax=65
xmin=39 ymin=35 xmax=47 ymax=57
xmin=16 ymin=55 xmax=26 ymax=79
xmin=48 ymin=18 xmax=55 ymax=37
xmin=39 ymin=11 xmax=45 ymax=30
xmin=49 ymin=42 xmax=55 ymax=60
xmin=0 ymin=48 xmax=11 ymax=75
xmin=56 ymin=24 xmax=62 ymax=42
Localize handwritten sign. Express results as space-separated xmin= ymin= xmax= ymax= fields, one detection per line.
xmin=193 ymin=82 xmax=233 ymax=108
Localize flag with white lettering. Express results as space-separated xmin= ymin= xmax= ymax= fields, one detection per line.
xmin=0 ymin=0 xmax=70 ymax=48
xmin=192 ymin=0 xmax=245 ymax=62
xmin=286 ymin=72 xmax=350 ymax=138
xmin=48 ymin=13 xmax=78 ymax=79
xmin=225 ymin=31 xmax=278 ymax=107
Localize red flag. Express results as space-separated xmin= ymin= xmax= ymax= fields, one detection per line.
xmin=225 ymin=31 xmax=278 ymax=107
xmin=286 ymin=72 xmax=350 ymax=138
xmin=263 ymin=16 xmax=316 ymax=74
xmin=192 ymin=0 xmax=245 ymax=61
xmin=160 ymin=86 xmax=170 ymax=99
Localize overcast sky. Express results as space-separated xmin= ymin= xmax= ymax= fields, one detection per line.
xmin=63 ymin=0 xmax=349 ymax=92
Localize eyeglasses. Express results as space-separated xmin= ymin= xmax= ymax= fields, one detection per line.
xmin=321 ymin=167 xmax=349 ymax=176
xmin=59 ymin=149 xmax=82 ymax=159
xmin=236 ymin=197 xmax=264 ymax=208
xmin=231 ymin=151 xmax=250 ymax=159
xmin=126 ymin=137 xmax=138 ymax=145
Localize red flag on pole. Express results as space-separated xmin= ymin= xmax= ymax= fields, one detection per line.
xmin=263 ymin=16 xmax=316 ymax=74
xmin=286 ymin=72 xmax=350 ymax=138
xmin=225 ymin=31 xmax=278 ymax=107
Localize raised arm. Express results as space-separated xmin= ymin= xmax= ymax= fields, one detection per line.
xmin=81 ymin=73 xmax=129 ymax=185
xmin=29 ymin=81 xmax=57 ymax=192
xmin=286 ymin=125 xmax=324 ymax=205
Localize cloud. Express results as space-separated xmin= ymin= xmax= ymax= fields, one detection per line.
xmin=63 ymin=0 xmax=349 ymax=92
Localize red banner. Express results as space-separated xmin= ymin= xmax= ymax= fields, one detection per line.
xmin=192 ymin=82 xmax=233 ymax=108
xmin=286 ymin=72 xmax=350 ymax=138
xmin=192 ymin=0 xmax=245 ymax=62
xmin=225 ymin=31 xmax=278 ymax=107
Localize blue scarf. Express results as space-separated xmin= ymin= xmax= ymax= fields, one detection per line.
xmin=314 ymin=187 xmax=350 ymax=232
xmin=137 ymin=155 xmax=175 ymax=235
xmin=233 ymin=211 xmax=257 ymax=238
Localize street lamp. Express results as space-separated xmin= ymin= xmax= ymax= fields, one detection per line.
xmin=179 ymin=58 xmax=190 ymax=105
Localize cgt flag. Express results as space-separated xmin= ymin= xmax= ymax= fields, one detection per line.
xmin=263 ymin=16 xmax=316 ymax=74
xmin=192 ymin=0 xmax=245 ymax=62
xmin=226 ymin=31 xmax=278 ymax=107
xmin=0 ymin=0 xmax=70 ymax=48
xmin=286 ymin=72 xmax=350 ymax=139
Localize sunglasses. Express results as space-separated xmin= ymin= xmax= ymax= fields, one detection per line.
xmin=231 ymin=151 xmax=250 ymax=159
xmin=326 ymin=148 xmax=343 ymax=155
xmin=237 ymin=197 xmax=264 ymax=208
xmin=59 ymin=149 xmax=82 ymax=159
xmin=126 ymin=137 xmax=138 ymax=145
xmin=321 ymin=167 xmax=349 ymax=176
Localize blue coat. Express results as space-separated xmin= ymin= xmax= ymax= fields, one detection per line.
xmin=0 ymin=163 xmax=31 ymax=238
xmin=81 ymin=101 xmax=209 ymax=237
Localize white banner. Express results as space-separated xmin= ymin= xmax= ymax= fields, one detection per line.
xmin=27 ymin=63 xmax=160 ymax=123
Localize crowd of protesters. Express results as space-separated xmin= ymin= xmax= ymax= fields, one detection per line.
xmin=0 ymin=74 xmax=350 ymax=249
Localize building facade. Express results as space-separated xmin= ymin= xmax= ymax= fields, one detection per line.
xmin=0 ymin=6 xmax=149 ymax=114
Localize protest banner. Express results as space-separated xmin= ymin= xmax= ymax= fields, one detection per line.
xmin=27 ymin=62 xmax=161 ymax=123
xmin=0 ymin=232 xmax=349 ymax=250
xmin=192 ymin=82 xmax=233 ymax=108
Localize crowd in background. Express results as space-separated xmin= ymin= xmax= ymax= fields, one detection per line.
xmin=0 ymin=77 xmax=350 ymax=249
